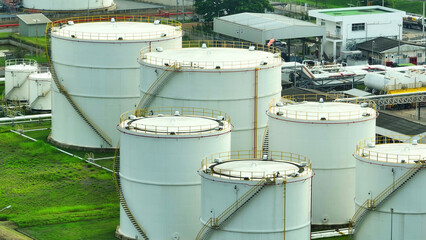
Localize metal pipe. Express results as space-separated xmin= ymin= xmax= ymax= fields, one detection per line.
xmin=0 ymin=114 xmax=51 ymax=122
xmin=335 ymin=91 xmax=426 ymax=101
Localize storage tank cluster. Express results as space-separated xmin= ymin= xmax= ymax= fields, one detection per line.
xmin=116 ymin=107 xmax=232 ymax=240
xmin=4 ymin=59 xmax=52 ymax=111
xmin=199 ymin=151 xmax=312 ymax=240
xmin=5 ymin=58 xmax=38 ymax=103
xmin=49 ymin=16 xmax=182 ymax=149
xmin=352 ymin=136 xmax=425 ymax=240
xmin=22 ymin=0 xmax=115 ymax=11
xmin=28 ymin=67 xmax=52 ymax=112
xmin=267 ymin=95 xmax=377 ymax=225
xmin=138 ymin=40 xmax=282 ymax=152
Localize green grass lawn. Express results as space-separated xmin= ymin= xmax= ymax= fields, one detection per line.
xmin=0 ymin=123 xmax=119 ymax=239
xmin=20 ymin=218 xmax=118 ymax=240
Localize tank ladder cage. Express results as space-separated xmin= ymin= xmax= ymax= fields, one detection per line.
xmin=113 ymin=147 xmax=149 ymax=240
xmin=261 ymin=126 xmax=270 ymax=159
xmin=136 ymin=63 xmax=180 ymax=110
xmin=196 ymin=178 xmax=270 ymax=240
xmin=45 ymin=22 xmax=112 ymax=147
xmin=348 ymin=161 xmax=425 ymax=239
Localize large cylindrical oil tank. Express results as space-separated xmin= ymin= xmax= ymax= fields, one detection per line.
xmin=50 ymin=16 xmax=182 ymax=149
xmin=116 ymin=107 xmax=232 ymax=240
xmin=198 ymin=151 xmax=312 ymax=240
xmin=28 ymin=68 xmax=52 ymax=111
xmin=267 ymin=96 xmax=377 ymax=225
xmin=138 ymin=41 xmax=282 ymax=152
xmin=5 ymin=59 xmax=38 ymax=102
xmin=23 ymin=0 xmax=114 ymax=10
xmin=353 ymin=136 xmax=426 ymax=240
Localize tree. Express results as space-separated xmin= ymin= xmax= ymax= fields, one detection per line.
xmin=194 ymin=0 xmax=274 ymax=21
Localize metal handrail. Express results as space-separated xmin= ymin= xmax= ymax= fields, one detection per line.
xmin=356 ymin=135 xmax=426 ymax=164
xmin=268 ymin=94 xmax=377 ymax=121
xmin=139 ymin=40 xmax=282 ymax=70
xmin=201 ymin=150 xmax=311 ymax=180
xmin=49 ymin=15 xmax=182 ymax=41
xmin=119 ymin=107 xmax=232 ymax=135
xmin=5 ymin=58 xmax=37 ymax=67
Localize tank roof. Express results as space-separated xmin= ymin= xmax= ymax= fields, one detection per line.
xmin=356 ymin=138 xmax=426 ymax=164
xmin=52 ymin=22 xmax=181 ymax=41
xmin=140 ymin=41 xmax=281 ymax=69
xmin=269 ymin=101 xmax=376 ymax=121
xmin=29 ymin=72 xmax=52 ymax=81
xmin=201 ymin=151 xmax=311 ymax=181
xmin=6 ymin=64 xmax=38 ymax=71
xmin=119 ymin=107 xmax=231 ymax=136
xmin=212 ymin=160 xmax=302 ymax=179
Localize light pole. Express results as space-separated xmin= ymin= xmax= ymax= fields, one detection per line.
xmin=0 ymin=205 xmax=11 ymax=212
xmin=371 ymin=40 xmax=375 ymax=64
xmin=398 ymin=24 xmax=402 ymax=64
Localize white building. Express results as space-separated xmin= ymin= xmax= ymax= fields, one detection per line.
xmin=309 ymin=6 xmax=405 ymax=60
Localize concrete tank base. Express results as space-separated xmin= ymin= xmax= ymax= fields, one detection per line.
xmin=115 ymin=226 xmax=137 ymax=240
xmin=47 ymin=133 xmax=115 ymax=152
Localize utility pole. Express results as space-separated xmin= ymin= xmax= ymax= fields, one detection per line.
xmin=176 ymin=0 xmax=179 ymax=21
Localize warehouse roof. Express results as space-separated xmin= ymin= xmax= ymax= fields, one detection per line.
xmin=17 ymin=14 xmax=51 ymax=25
xmin=218 ymin=12 xmax=318 ymax=30
xmin=214 ymin=13 xmax=325 ymax=43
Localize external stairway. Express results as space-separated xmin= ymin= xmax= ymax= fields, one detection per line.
xmin=349 ymin=161 xmax=425 ymax=239
xmin=113 ymin=149 xmax=149 ymax=240
xmin=45 ymin=23 xmax=112 ymax=147
xmin=196 ymin=178 xmax=269 ymax=240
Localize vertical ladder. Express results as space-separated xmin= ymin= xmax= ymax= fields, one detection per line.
xmin=45 ymin=23 xmax=112 ymax=147
xmin=136 ymin=63 xmax=179 ymax=110
xmin=350 ymin=161 xmax=425 ymax=238
xmin=262 ymin=126 xmax=270 ymax=158
xmin=196 ymin=178 xmax=268 ymax=240
xmin=113 ymin=149 xmax=149 ymax=240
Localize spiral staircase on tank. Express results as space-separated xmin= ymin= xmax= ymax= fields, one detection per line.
xmin=45 ymin=22 xmax=112 ymax=147
xmin=349 ymin=160 xmax=425 ymax=239
xmin=113 ymin=148 xmax=149 ymax=240
xmin=136 ymin=63 xmax=181 ymax=111
xmin=196 ymin=178 xmax=269 ymax=240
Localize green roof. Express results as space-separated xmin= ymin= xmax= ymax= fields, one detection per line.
xmin=322 ymin=8 xmax=391 ymax=16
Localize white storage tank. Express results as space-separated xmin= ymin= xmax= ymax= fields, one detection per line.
xmin=267 ymin=96 xmax=377 ymax=225
xmin=116 ymin=107 xmax=232 ymax=240
xmin=49 ymin=16 xmax=182 ymax=149
xmin=28 ymin=68 xmax=52 ymax=111
xmin=352 ymin=136 xmax=426 ymax=240
xmin=5 ymin=59 xmax=38 ymax=102
xmin=23 ymin=0 xmax=115 ymax=10
xmin=198 ymin=151 xmax=312 ymax=240
xmin=138 ymin=41 xmax=282 ymax=152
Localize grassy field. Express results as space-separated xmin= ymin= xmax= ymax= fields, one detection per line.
xmin=0 ymin=122 xmax=119 ymax=239
xmin=20 ymin=218 xmax=118 ymax=240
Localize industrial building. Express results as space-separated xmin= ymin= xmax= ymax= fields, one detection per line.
xmin=213 ymin=12 xmax=324 ymax=45
xmin=309 ymin=6 xmax=405 ymax=60
xmin=356 ymin=37 xmax=426 ymax=65
xmin=49 ymin=16 xmax=182 ymax=150
xmin=17 ymin=13 xmax=51 ymax=37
